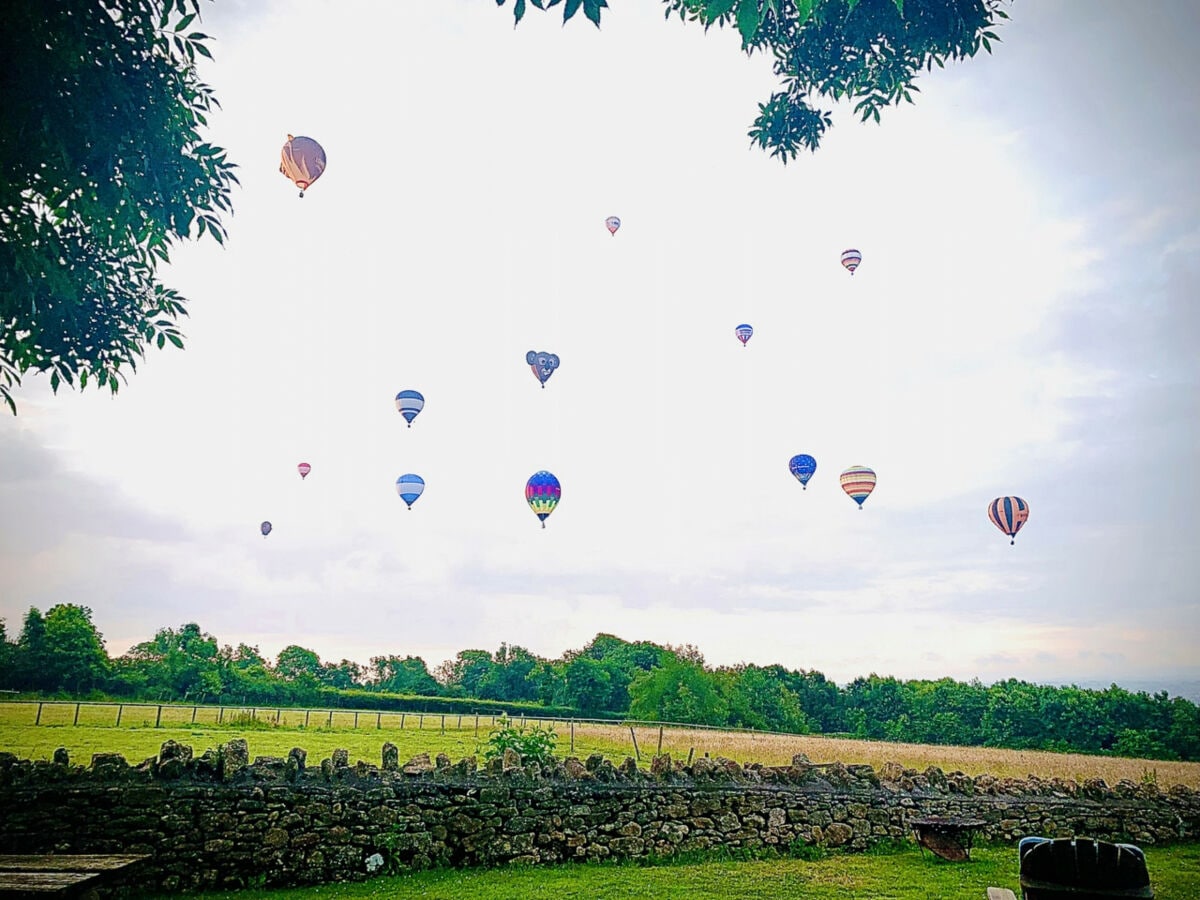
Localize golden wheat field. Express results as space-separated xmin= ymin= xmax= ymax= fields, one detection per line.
xmin=1 ymin=701 xmax=1197 ymax=789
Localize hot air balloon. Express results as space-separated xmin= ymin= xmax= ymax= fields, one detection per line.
xmin=605 ymin=216 xmax=621 ymax=236
xmin=789 ymin=454 xmax=817 ymax=490
xmin=260 ymin=521 xmax=272 ymax=537
xmin=525 ymin=470 xmax=561 ymax=528
xmin=395 ymin=474 xmax=425 ymax=509
xmin=841 ymin=249 xmax=862 ymax=274
xmin=297 ymin=462 xmax=311 ymax=480
xmin=395 ymin=390 xmax=424 ymax=427
xmin=735 ymin=324 xmax=754 ymax=347
xmin=526 ymin=350 xmax=560 ymax=388
xmin=840 ymin=465 xmax=876 ymax=508
xmin=280 ymin=135 xmax=326 ymax=198
xmin=988 ymin=496 xmax=1029 ymax=545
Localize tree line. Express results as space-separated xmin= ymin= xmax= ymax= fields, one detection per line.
xmin=1 ymin=605 xmax=1196 ymax=761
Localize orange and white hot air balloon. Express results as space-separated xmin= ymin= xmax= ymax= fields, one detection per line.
xmin=280 ymin=135 xmax=326 ymax=198
xmin=988 ymin=496 xmax=1029 ymax=545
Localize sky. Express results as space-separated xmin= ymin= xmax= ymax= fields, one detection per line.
xmin=2 ymin=1 xmax=1198 ymax=699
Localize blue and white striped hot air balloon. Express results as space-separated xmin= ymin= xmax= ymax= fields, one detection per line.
xmin=396 ymin=474 xmax=425 ymax=509
xmin=735 ymin=324 xmax=753 ymax=347
xmin=395 ymin=390 xmax=424 ymax=427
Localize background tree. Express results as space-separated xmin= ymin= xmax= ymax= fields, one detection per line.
xmin=496 ymin=0 xmax=1008 ymax=162
xmin=0 ymin=0 xmax=237 ymax=413
xmin=124 ymin=622 xmax=223 ymax=700
xmin=370 ymin=655 xmax=441 ymax=695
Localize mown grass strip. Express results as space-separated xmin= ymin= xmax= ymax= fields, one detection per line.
xmin=145 ymin=844 xmax=1200 ymax=900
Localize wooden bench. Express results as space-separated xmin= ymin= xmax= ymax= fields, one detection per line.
xmin=0 ymin=856 xmax=149 ymax=898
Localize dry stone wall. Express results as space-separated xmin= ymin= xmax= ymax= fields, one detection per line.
xmin=0 ymin=742 xmax=1196 ymax=895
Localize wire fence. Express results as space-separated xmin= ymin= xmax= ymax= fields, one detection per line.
xmin=0 ymin=699 xmax=812 ymax=761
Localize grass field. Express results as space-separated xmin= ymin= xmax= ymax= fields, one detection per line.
xmin=145 ymin=843 xmax=1200 ymax=900
xmin=2 ymin=700 xmax=1198 ymax=788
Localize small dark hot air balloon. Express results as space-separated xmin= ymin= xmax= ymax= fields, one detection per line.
xmin=260 ymin=521 xmax=273 ymax=537
xmin=789 ymin=454 xmax=817 ymax=490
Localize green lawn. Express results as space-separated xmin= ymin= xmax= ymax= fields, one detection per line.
xmin=149 ymin=843 xmax=1200 ymax=900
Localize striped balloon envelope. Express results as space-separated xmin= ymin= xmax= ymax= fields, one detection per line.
xmin=525 ymin=470 xmax=561 ymax=528
xmin=840 ymin=465 xmax=876 ymax=508
xmin=395 ymin=474 xmax=425 ymax=509
xmin=395 ymin=390 xmax=424 ymax=427
xmin=735 ymin=324 xmax=753 ymax=347
xmin=605 ymin=215 xmax=621 ymax=235
xmin=841 ymin=248 xmax=862 ymax=274
xmin=988 ymin=496 xmax=1029 ymax=545
xmin=297 ymin=462 xmax=311 ymax=480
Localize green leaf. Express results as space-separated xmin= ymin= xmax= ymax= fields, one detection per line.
xmin=704 ymin=0 xmax=737 ymax=20
xmin=513 ymin=0 xmax=526 ymax=23
xmin=892 ymin=0 xmax=904 ymax=15
xmin=175 ymin=13 xmax=196 ymax=33
xmin=50 ymin=371 xmax=60 ymax=393
xmin=583 ymin=0 xmax=602 ymax=26
xmin=794 ymin=0 xmax=814 ymax=26
xmin=167 ymin=333 xmax=184 ymax=349
xmin=846 ymin=0 xmax=861 ymax=11
xmin=736 ymin=0 xmax=764 ymax=43
xmin=564 ymin=0 xmax=582 ymax=21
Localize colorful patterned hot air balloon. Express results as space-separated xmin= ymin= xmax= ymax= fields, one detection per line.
xmin=605 ymin=216 xmax=621 ymax=236
xmin=840 ymin=465 xmax=876 ymax=508
xmin=297 ymin=462 xmax=311 ymax=480
xmin=526 ymin=470 xmax=561 ymax=528
xmin=395 ymin=474 xmax=425 ymax=509
xmin=789 ymin=454 xmax=817 ymax=490
xmin=841 ymin=248 xmax=862 ymax=274
xmin=735 ymin=324 xmax=754 ymax=347
xmin=988 ymin=496 xmax=1029 ymax=545
xmin=395 ymin=390 xmax=424 ymax=427
xmin=260 ymin=521 xmax=272 ymax=537
xmin=526 ymin=351 xmax=560 ymax=388
xmin=280 ymin=135 xmax=326 ymax=198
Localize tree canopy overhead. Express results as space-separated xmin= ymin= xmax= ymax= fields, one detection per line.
xmin=0 ymin=0 xmax=237 ymax=413
xmin=497 ymin=0 xmax=1008 ymax=161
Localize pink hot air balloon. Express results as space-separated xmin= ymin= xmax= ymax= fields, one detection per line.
xmin=280 ymin=135 xmax=327 ymax=198
xmin=297 ymin=462 xmax=311 ymax=480
xmin=605 ymin=215 xmax=621 ymax=236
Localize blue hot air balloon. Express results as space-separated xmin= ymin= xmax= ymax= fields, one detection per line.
xmin=396 ymin=474 xmax=425 ymax=509
xmin=525 ymin=470 xmax=561 ymax=528
xmin=735 ymin=324 xmax=753 ymax=347
xmin=789 ymin=454 xmax=817 ymax=490
xmin=395 ymin=390 xmax=424 ymax=427
xmin=260 ymin=521 xmax=272 ymax=538
xmin=526 ymin=351 xmax=560 ymax=388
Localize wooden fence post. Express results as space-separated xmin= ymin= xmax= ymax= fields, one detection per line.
xmin=354 ymin=712 xmax=359 ymax=729
xmin=191 ymin=707 xmax=198 ymax=724
xmin=218 ymin=707 xmax=224 ymax=724
xmin=657 ymin=725 xmax=664 ymax=756
xmin=440 ymin=714 xmax=445 ymax=734
xmin=418 ymin=714 xmax=423 ymax=730
xmin=376 ymin=713 xmax=381 ymax=729
xmin=73 ymin=703 xmax=81 ymax=726
xmin=115 ymin=705 xmax=123 ymax=727
xmin=155 ymin=706 xmax=162 ymax=728
xmin=304 ymin=710 xmax=311 ymax=728
xmin=327 ymin=710 xmax=333 ymax=727
xmin=629 ymin=726 xmax=640 ymax=761
xmin=687 ymin=747 xmax=694 ymax=765
xmin=571 ymin=720 xmax=575 ymax=755
xmin=401 ymin=714 xmax=406 ymax=730
xmin=277 ymin=709 xmax=282 ymax=725
xmin=35 ymin=702 xmax=43 ymax=725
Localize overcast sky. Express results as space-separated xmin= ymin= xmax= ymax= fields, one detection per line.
xmin=2 ymin=1 xmax=1197 ymax=698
